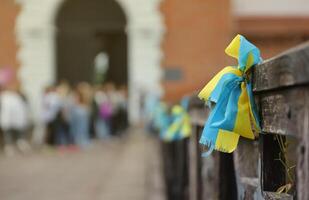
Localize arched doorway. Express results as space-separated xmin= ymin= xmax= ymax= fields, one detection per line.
xmin=56 ymin=0 xmax=127 ymax=86
xmin=16 ymin=0 xmax=164 ymax=144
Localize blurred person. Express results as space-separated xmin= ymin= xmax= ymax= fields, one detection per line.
xmin=82 ymin=82 xmax=95 ymax=137
xmin=76 ymin=82 xmax=95 ymax=137
xmin=93 ymin=84 xmax=113 ymax=139
xmin=105 ymin=82 xmax=127 ymax=136
xmin=115 ymin=85 xmax=128 ymax=133
xmin=55 ymin=81 xmax=72 ymax=147
xmin=42 ymin=86 xmax=56 ymax=144
xmin=69 ymin=83 xmax=91 ymax=148
xmin=104 ymin=82 xmax=118 ymax=136
xmin=76 ymin=82 xmax=93 ymax=106
xmin=42 ymin=82 xmax=71 ymax=147
xmin=106 ymin=84 xmax=129 ymax=136
xmin=0 ymin=85 xmax=31 ymax=156
xmin=41 ymin=85 xmax=60 ymax=145
xmin=89 ymin=85 xmax=100 ymax=138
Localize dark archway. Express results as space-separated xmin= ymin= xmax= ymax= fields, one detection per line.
xmin=56 ymin=0 xmax=127 ymax=85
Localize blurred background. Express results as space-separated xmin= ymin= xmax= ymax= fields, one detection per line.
xmin=0 ymin=0 xmax=308 ymax=199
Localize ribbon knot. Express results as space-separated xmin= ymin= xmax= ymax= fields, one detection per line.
xmin=198 ymin=34 xmax=262 ymax=155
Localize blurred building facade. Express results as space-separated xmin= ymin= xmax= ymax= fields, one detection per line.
xmin=0 ymin=0 xmax=309 ymax=128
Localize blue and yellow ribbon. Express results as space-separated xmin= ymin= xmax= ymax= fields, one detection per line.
xmin=151 ymin=102 xmax=170 ymax=136
xmin=161 ymin=97 xmax=192 ymax=142
xmin=198 ymin=34 xmax=261 ymax=155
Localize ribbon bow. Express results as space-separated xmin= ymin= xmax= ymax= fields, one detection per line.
xmin=161 ymin=97 xmax=191 ymax=142
xmin=198 ymin=34 xmax=261 ymax=155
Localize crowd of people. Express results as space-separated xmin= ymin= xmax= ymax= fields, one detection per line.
xmin=0 ymin=74 xmax=129 ymax=156
xmin=42 ymin=81 xmax=128 ymax=149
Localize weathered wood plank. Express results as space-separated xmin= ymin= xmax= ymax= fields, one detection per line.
xmin=297 ymin=90 xmax=309 ymax=200
xmin=188 ymin=95 xmax=208 ymax=126
xmin=233 ymin=139 xmax=260 ymax=200
xmin=253 ymin=42 xmax=309 ymax=92
xmin=189 ymin=108 xmax=209 ymax=126
xmin=161 ymin=140 xmax=189 ymax=200
xmin=263 ymin=192 xmax=293 ymax=200
xmin=188 ymin=94 xmax=204 ymax=110
xmin=219 ymin=153 xmax=238 ymax=200
xmin=258 ymin=87 xmax=306 ymax=137
xmin=188 ymin=126 xmax=200 ymax=200
xmin=201 ymin=151 xmax=220 ymax=200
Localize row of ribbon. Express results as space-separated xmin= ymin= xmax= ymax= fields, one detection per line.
xmin=146 ymin=34 xmax=262 ymax=155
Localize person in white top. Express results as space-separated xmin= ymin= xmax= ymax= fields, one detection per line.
xmin=0 ymin=88 xmax=31 ymax=156
xmin=42 ymin=82 xmax=72 ymax=147
xmin=42 ymin=86 xmax=62 ymax=125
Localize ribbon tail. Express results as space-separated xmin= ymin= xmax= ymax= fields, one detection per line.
xmin=233 ymin=82 xmax=255 ymax=139
xmin=202 ymin=145 xmax=214 ymax=157
xmin=246 ymin=81 xmax=261 ymax=133
xmin=215 ymin=129 xmax=240 ymax=153
xmin=200 ymin=78 xmax=241 ymax=153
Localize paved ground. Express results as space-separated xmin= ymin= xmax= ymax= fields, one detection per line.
xmin=0 ymin=128 xmax=165 ymax=200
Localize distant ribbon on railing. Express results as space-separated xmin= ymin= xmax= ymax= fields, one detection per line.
xmin=198 ymin=34 xmax=262 ymax=155
xmin=152 ymin=102 xmax=171 ymax=137
xmin=161 ymin=97 xmax=191 ymax=142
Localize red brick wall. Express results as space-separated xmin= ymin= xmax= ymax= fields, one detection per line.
xmin=0 ymin=0 xmax=20 ymax=69
xmin=235 ymin=17 xmax=309 ymax=59
xmin=160 ymin=0 xmax=232 ymax=102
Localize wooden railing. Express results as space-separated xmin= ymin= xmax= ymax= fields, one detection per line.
xmin=161 ymin=42 xmax=309 ymax=200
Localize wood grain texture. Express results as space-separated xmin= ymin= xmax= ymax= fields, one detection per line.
xmin=253 ymin=42 xmax=309 ymax=92
xmin=233 ymin=139 xmax=260 ymax=200
xmin=188 ymin=126 xmax=200 ymax=200
xmin=258 ymin=88 xmax=306 ymax=137
xmin=297 ymin=90 xmax=309 ymax=200
xmin=201 ymin=152 xmax=220 ymax=200
xmin=189 ymin=125 xmax=220 ymax=200
xmin=161 ymin=139 xmax=189 ymax=200
xmin=263 ymin=192 xmax=293 ymax=200
xmin=254 ymin=42 xmax=309 ymax=199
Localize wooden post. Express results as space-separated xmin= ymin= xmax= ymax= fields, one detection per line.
xmin=233 ymin=139 xmax=260 ymax=200
xmin=161 ymin=139 xmax=189 ymax=200
xmin=253 ymin=42 xmax=309 ymax=199
xmin=297 ymin=90 xmax=309 ymax=200
xmin=188 ymin=96 xmax=236 ymax=200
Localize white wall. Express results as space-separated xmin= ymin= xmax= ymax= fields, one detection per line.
xmin=233 ymin=0 xmax=309 ymax=16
